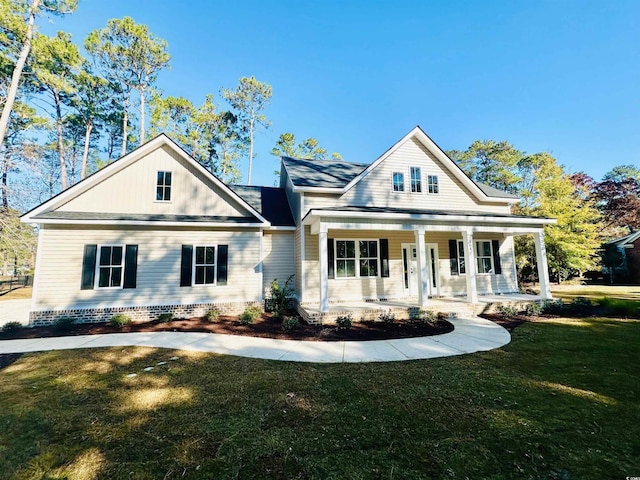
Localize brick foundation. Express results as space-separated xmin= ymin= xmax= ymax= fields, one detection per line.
xmin=29 ymin=301 xmax=263 ymax=327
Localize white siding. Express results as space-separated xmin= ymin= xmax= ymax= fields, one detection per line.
xmin=34 ymin=225 xmax=262 ymax=310
xmin=262 ymin=231 xmax=296 ymax=295
xmin=57 ymin=145 xmax=252 ymax=218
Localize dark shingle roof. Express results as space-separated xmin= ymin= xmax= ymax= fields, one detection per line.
xmin=33 ymin=211 xmax=260 ymax=224
xmin=282 ymin=156 xmax=519 ymax=200
xmin=231 ymin=185 xmax=295 ymax=227
xmin=282 ymin=156 xmax=369 ymax=188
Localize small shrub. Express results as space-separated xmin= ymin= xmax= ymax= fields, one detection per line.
xmin=54 ymin=316 xmax=75 ymax=332
xmin=110 ymin=313 xmax=131 ymax=328
xmin=2 ymin=321 xmax=23 ymax=332
xmin=205 ymin=308 xmax=220 ymax=322
xmin=495 ymin=304 xmax=519 ymax=318
xmin=524 ymin=302 xmax=543 ymax=317
xmin=378 ymin=310 xmax=396 ymax=325
xmin=157 ymin=313 xmax=173 ymax=323
xmin=412 ymin=309 xmax=438 ymax=325
xmin=268 ymin=275 xmax=295 ymax=319
xmin=335 ymin=314 xmax=353 ymax=330
xmin=240 ymin=306 xmax=262 ymax=325
xmin=437 ymin=312 xmax=450 ymax=322
xmin=281 ymin=316 xmax=300 ymax=332
xmin=569 ymin=296 xmax=594 ymax=315
xmin=541 ymin=299 xmax=565 ymax=315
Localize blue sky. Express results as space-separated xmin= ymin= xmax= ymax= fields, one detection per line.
xmin=41 ymin=0 xmax=639 ymax=186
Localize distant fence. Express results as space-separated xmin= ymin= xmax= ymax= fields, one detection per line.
xmin=0 ymin=275 xmax=33 ymax=293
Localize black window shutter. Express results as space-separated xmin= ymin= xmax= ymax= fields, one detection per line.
xmin=327 ymin=238 xmax=334 ymax=279
xmin=217 ymin=245 xmax=228 ymax=285
xmin=180 ymin=245 xmax=193 ymax=287
xmin=492 ymin=240 xmax=502 ymax=274
xmin=81 ymin=244 xmax=97 ymax=290
xmin=123 ymin=245 xmax=138 ymax=288
xmin=449 ymin=240 xmax=459 ymax=276
xmin=380 ymin=239 xmax=389 ymax=277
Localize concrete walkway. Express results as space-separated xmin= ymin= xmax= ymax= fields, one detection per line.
xmin=0 ymin=316 xmax=510 ymax=363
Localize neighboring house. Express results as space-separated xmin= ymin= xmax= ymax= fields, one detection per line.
xmin=21 ymin=126 xmax=554 ymax=325
xmin=602 ymin=231 xmax=640 ymax=284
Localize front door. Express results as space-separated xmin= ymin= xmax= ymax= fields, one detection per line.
xmin=402 ymin=243 xmax=440 ymax=297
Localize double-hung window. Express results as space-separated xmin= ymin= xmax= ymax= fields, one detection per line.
xmin=392 ymin=172 xmax=405 ymax=192
xmin=335 ymin=239 xmax=380 ymax=278
xmin=97 ymin=245 xmax=124 ymax=288
xmin=410 ymin=167 xmax=422 ymax=193
xmin=193 ymin=246 xmax=216 ymax=285
xmin=156 ymin=171 xmax=172 ymax=201
xmin=428 ymin=175 xmax=439 ymax=194
xmin=476 ymin=241 xmax=493 ymax=274
xmin=456 ymin=240 xmax=466 ymax=274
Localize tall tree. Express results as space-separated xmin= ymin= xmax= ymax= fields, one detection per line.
xmin=149 ymin=94 xmax=195 ymax=147
xmin=594 ymin=168 xmax=640 ymax=233
xmin=271 ymin=132 xmax=342 ymax=160
xmin=85 ymin=17 xmax=170 ymax=154
xmin=0 ymin=0 xmax=77 ymax=149
xmin=222 ymin=76 xmax=271 ymax=184
xmin=31 ymin=31 xmax=82 ymax=190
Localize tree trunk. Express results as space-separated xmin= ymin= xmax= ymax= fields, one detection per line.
xmin=55 ymin=91 xmax=67 ymax=190
xmin=247 ymin=116 xmax=254 ymax=185
xmin=121 ymin=94 xmax=130 ymax=157
xmin=0 ymin=0 xmax=40 ymax=149
xmin=81 ymin=120 xmax=93 ymax=179
xmin=139 ymin=86 xmax=145 ymax=145
xmin=1 ymin=156 xmax=8 ymax=208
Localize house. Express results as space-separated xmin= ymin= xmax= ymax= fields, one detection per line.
xmin=21 ymin=126 xmax=555 ymax=326
xmin=602 ymin=231 xmax=640 ymax=284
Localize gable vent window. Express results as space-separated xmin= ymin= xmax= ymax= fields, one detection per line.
xmin=410 ymin=167 xmax=422 ymax=193
xmin=392 ymin=172 xmax=405 ymax=192
xmin=156 ymin=171 xmax=172 ymax=201
xmin=428 ymin=175 xmax=439 ymax=194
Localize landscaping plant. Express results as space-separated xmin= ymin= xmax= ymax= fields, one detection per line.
xmin=240 ymin=306 xmax=262 ymax=325
xmin=109 ymin=313 xmax=132 ymax=328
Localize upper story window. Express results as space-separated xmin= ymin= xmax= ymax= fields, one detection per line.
xmin=392 ymin=172 xmax=405 ymax=192
xmin=410 ymin=167 xmax=422 ymax=193
xmin=428 ymin=175 xmax=439 ymax=194
xmin=97 ymin=245 xmax=124 ymax=288
xmin=156 ymin=171 xmax=172 ymax=201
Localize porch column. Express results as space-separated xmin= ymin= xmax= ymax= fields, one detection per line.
xmin=318 ymin=224 xmax=329 ymax=312
xmin=534 ymin=230 xmax=552 ymax=299
xmin=462 ymin=230 xmax=478 ymax=303
xmin=414 ymin=229 xmax=428 ymax=306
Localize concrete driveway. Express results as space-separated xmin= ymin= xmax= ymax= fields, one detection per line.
xmin=0 ymin=299 xmax=31 ymax=327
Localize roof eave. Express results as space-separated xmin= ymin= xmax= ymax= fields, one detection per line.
xmin=23 ymin=218 xmax=270 ymax=228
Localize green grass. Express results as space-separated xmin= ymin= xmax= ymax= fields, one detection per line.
xmin=1 ymin=317 xmax=639 ymax=479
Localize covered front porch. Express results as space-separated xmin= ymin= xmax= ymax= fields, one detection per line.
xmin=300 ymin=207 xmax=556 ymax=317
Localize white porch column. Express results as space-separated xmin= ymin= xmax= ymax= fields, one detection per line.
xmin=318 ymin=224 xmax=329 ymax=312
xmin=414 ymin=229 xmax=428 ymax=306
xmin=462 ymin=230 xmax=478 ymax=303
xmin=534 ymin=230 xmax=552 ymax=299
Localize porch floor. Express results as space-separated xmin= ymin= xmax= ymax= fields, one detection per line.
xmin=297 ymin=293 xmax=545 ymax=324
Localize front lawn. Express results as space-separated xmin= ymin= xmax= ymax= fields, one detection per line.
xmin=1 ymin=316 xmax=638 ymax=479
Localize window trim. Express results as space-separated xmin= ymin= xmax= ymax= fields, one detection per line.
xmin=410 ymin=166 xmax=422 ymax=193
xmin=95 ymin=244 xmax=125 ymax=290
xmin=427 ymin=175 xmax=439 ymax=194
xmin=156 ymin=170 xmax=172 ymax=202
xmin=391 ymin=171 xmax=405 ymax=193
xmin=334 ymin=238 xmax=381 ymax=279
xmin=192 ymin=244 xmax=218 ymax=287
xmin=475 ymin=239 xmax=494 ymax=275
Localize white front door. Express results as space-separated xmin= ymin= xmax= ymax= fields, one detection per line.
xmin=402 ymin=243 xmax=440 ymax=297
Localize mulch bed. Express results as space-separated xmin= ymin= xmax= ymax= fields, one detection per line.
xmin=0 ymin=313 xmax=454 ymax=343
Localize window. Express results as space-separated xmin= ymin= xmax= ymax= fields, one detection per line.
xmin=335 ymin=239 xmax=380 ymax=278
xmin=410 ymin=167 xmax=422 ymax=193
xmin=428 ymin=175 xmax=439 ymax=194
xmin=335 ymin=240 xmax=356 ymax=277
xmin=392 ymin=172 xmax=405 ymax=192
xmin=97 ymin=245 xmax=124 ymax=288
xmin=193 ymin=246 xmax=216 ymax=285
xmin=476 ymin=241 xmax=493 ymax=274
xmin=156 ymin=171 xmax=172 ymax=201
xmin=359 ymin=240 xmax=378 ymax=277
xmin=457 ymin=240 xmax=466 ymax=274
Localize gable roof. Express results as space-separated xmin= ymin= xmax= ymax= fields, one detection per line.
xmin=282 ymin=126 xmax=519 ymax=203
xmin=231 ymin=185 xmax=295 ymax=227
xmin=21 ymin=134 xmax=270 ymax=227
xmin=604 ymin=230 xmax=640 ymax=247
